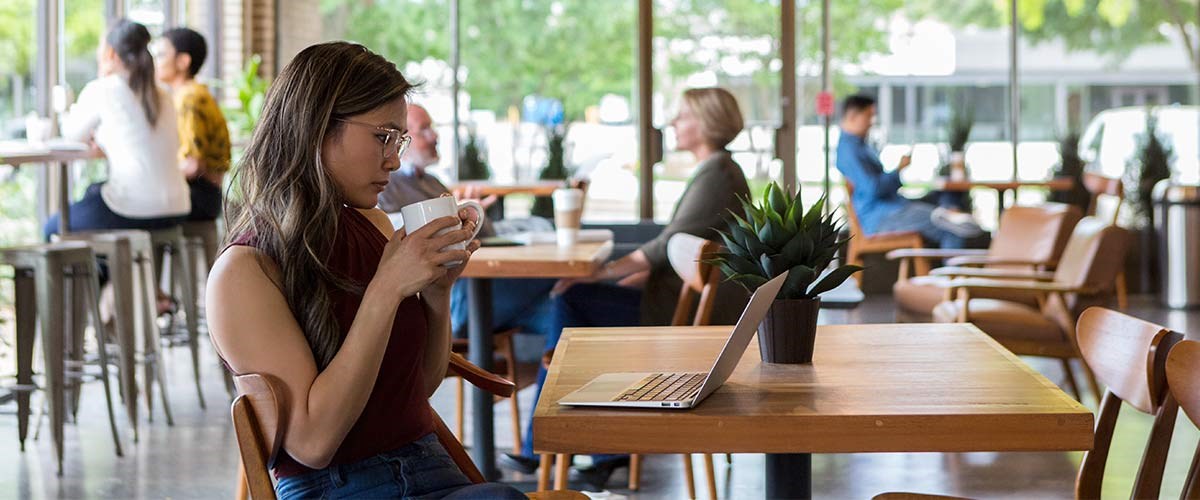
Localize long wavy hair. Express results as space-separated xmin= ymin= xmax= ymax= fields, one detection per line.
xmin=107 ymin=19 xmax=160 ymax=125
xmin=225 ymin=42 xmax=414 ymax=369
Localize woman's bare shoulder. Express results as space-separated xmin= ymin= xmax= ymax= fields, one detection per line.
xmin=357 ymin=207 xmax=395 ymax=239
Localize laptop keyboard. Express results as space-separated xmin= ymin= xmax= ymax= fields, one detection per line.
xmin=614 ymin=372 xmax=706 ymax=402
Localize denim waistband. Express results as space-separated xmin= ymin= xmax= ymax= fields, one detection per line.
xmin=326 ymin=433 xmax=440 ymax=486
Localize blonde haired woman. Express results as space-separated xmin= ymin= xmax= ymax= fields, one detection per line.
xmin=500 ymin=87 xmax=752 ymax=485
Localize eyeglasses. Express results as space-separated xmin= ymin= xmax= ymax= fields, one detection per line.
xmin=336 ymin=119 xmax=412 ymax=160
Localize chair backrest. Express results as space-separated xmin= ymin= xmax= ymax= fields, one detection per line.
xmin=231 ymin=373 xmax=287 ymax=500
xmin=1049 ymin=217 xmax=1131 ymax=313
xmin=1166 ymin=340 xmax=1200 ymax=500
xmin=1075 ymin=308 xmax=1183 ymax=500
xmin=1083 ymin=172 xmax=1124 ymax=225
xmin=843 ymin=182 xmax=866 ymax=236
xmin=987 ymin=203 xmax=1082 ymax=268
xmin=667 ymin=233 xmax=723 ymax=326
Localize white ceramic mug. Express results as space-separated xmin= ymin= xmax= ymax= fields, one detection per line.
xmin=399 ymin=196 xmax=485 ymax=267
xmin=552 ymin=188 xmax=584 ymax=247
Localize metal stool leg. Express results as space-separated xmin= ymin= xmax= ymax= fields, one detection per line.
xmin=171 ymin=241 xmax=204 ymax=409
xmin=34 ymin=257 xmax=66 ymax=476
xmin=65 ymin=266 xmax=87 ymax=421
xmin=13 ymin=268 xmax=36 ymax=452
xmin=80 ymin=260 xmax=124 ymax=456
xmin=107 ymin=241 xmax=139 ymax=441
xmin=137 ymin=251 xmax=174 ymax=425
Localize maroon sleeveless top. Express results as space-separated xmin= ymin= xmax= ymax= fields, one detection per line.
xmin=232 ymin=206 xmax=434 ymax=478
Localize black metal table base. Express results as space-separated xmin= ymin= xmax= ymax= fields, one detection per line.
xmin=465 ymin=278 xmax=499 ymax=481
xmin=766 ymin=453 xmax=812 ymax=499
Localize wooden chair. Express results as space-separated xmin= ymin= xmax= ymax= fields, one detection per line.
xmin=877 ymin=307 xmax=1183 ymax=500
xmin=932 ymin=217 xmax=1131 ymax=403
xmin=232 ymin=352 xmax=584 ymax=500
xmin=447 ymin=328 xmax=524 ymax=454
xmin=843 ymin=182 xmax=927 ymax=285
xmin=542 ymin=233 xmax=726 ymax=498
xmin=1166 ymin=340 xmax=1200 ymax=500
xmin=1082 ymin=172 xmax=1128 ymax=309
xmin=889 ymin=204 xmax=1081 ymax=322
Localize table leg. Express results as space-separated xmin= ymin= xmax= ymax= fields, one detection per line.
xmin=58 ymin=161 xmax=70 ymax=235
xmin=995 ymin=187 xmax=1010 ymax=221
xmin=766 ymin=453 xmax=811 ymax=499
xmin=466 ymin=277 xmax=498 ymax=481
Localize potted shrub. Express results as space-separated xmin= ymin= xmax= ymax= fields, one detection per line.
xmin=709 ymin=182 xmax=862 ymax=363
xmin=458 ymin=128 xmax=491 ymax=181
xmin=1048 ymin=131 xmax=1091 ymax=213
xmin=531 ymin=124 xmax=573 ymax=219
xmin=1122 ymin=109 xmax=1174 ymax=293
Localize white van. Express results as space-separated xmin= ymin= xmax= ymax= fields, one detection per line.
xmin=1079 ymin=105 xmax=1199 ymax=184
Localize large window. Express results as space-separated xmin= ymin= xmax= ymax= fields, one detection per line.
xmin=653 ymin=0 xmax=781 ymax=221
xmin=319 ymin=0 xmax=638 ymax=222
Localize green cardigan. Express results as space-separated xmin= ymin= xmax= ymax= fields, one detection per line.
xmin=638 ymin=150 xmax=751 ymax=326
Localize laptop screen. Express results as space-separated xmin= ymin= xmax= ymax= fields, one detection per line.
xmin=692 ymin=271 xmax=789 ymax=401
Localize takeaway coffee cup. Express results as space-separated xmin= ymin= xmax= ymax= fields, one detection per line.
xmin=399 ymin=195 xmax=485 ymax=267
xmin=552 ymin=188 xmax=584 ymax=247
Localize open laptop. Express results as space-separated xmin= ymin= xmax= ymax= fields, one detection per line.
xmin=558 ymin=271 xmax=788 ymax=410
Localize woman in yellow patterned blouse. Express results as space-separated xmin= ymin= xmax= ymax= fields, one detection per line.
xmin=154 ymin=27 xmax=231 ymax=221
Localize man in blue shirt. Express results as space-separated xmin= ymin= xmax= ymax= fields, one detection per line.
xmin=835 ymin=94 xmax=981 ymax=248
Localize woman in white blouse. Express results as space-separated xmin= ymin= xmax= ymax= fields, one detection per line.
xmin=44 ymin=19 xmax=189 ymax=239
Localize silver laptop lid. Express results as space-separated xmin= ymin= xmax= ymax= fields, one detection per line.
xmin=691 ymin=271 xmax=789 ymax=402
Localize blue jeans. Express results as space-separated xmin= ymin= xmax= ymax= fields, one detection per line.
xmin=873 ymin=200 xmax=965 ymax=249
xmin=44 ymin=183 xmax=184 ymax=241
xmin=450 ymin=278 xmax=557 ymax=339
xmin=274 ymin=434 xmax=525 ymax=500
xmin=520 ymin=282 xmax=641 ymax=460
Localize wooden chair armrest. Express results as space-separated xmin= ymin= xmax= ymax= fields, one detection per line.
xmin=929 ymin=267 xmax=1055 ymax=280
xmin=946 ymin=278 xmax=1093 ymax=294
xmin=943 ymin=255 xmax=1047 ymax=267
xmin=448 ymin=352 xmax=515 ymax=398
xmin=886 ymin=248 xmax=987 ymax=261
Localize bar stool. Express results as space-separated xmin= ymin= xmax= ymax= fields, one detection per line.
xmin=147 ymin=226 xmax=204 ymax=408
xmin=0 ymin=241 xmax=123 ymax=475
xmin=182 ymin=219 xmax=237 ymax=398
xmin=59 ymin=230 xmax=176 ymax=441
xmin=182 ymin=219 xmax=220 ymax=310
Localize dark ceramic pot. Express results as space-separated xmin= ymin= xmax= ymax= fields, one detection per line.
xmin=757 ymin=297 xmax=820 ymax=364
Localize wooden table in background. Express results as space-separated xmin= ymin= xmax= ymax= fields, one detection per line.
xmin=533 ymin=323 xmax=1094 ymax=499
xmin=934 ymin=177 xmax=1075 ymax=219
xmin=451 ymin=181 xmax=563 ymax=219
xmin=459 ymin=239 xmax=613 ymax=480
xmin=0 ymin=141 xmax=102 ymax=235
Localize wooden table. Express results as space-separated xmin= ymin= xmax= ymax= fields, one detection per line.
xmin=534 ymin=323 xmax=1093 ymax=498
xmin=933 ymin=177 xmax=1075 ymax=219
xmin=0 ymin=140 xmax=102 ymax=235
xmin=459 ymin=239 xmax=613 ymax=479
xmin=451 ymin=181 xmax=563 ymax=219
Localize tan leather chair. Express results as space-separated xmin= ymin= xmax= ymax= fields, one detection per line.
xmin=1082 ymin=172 xmax=1129 ymax=309
xmin=890 ymin=204 xmax=1082 ymax=321
xmin=843 ymin=182 xmax=928 ymax=286
xmin=931 ymin=217 xmax=1131 ymax=402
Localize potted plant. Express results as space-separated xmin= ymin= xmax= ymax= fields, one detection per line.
xmin=709 ymin=182 xmax=862 ymax=363
xmin=934 ymin=103 xmax=974 ymax=211
xmin=1122 ymin=109 xmax=1174 ymax=293
xmin=458 ymin=128 xmax=492 ymax=181
xmin=1048 ymin=131 xmax=1091 ymax=213
xmin=531 ymin=124 xmax=572 ymax=219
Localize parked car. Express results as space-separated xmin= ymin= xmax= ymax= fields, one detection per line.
xmin=1079 ymin=105 xmax=1199 ymax=184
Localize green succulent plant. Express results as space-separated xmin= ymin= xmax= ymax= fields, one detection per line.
xmin=709 ymin=182 xmax=862 ymax=301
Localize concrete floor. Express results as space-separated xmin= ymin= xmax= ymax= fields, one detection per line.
xmin=1 ymin=295 xmax=1199 ymax=499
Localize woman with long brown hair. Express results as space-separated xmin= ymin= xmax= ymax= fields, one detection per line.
xmin=206 ymin=42 xmax=522 ymax=499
